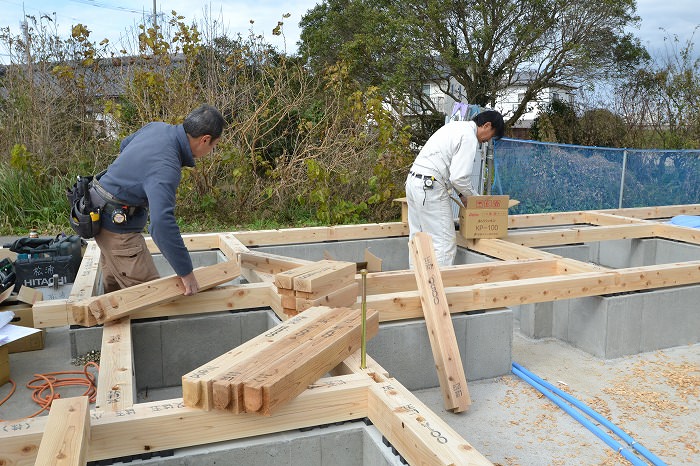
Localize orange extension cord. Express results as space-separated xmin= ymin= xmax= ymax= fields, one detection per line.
xmin=0 ymin=361 xmax=99 ymax=422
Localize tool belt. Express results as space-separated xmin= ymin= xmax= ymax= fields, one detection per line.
xmin=92 ymin=180 xmax=147 ymax=225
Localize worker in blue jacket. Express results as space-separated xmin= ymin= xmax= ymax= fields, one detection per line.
xmin=91 ymin=104 xmax=225 ymax=295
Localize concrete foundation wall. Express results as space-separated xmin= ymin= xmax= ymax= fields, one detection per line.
xmin=517 ymin=238 xmax=700 ymax=358
xmin=91 ymin=421 xmax=405 ymax=466
xmin=368 ymin=310 xmax=512 ymax=389
xmin=71 ymin=306 xmax=513 ymax=391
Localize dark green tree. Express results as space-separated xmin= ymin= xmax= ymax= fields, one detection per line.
xmin=300 ymin=0 xmax=649 ymax=131
xmin=531 ymin=99 xmax=579 ymax=144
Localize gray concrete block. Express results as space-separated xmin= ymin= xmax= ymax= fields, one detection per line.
xmin=541 ymin=244 xmax=592 ymax=263
xmin=317 ymin=428 xmax=365 ymax=466
xmin=552 ymin=300 xmax=571 ymax=341
xmin=655 ymin=239 xmax=700 ymax=263
xmin=367 ymin=319 xmax=437 ymax=390
xmin=363 ymin=425 xmax=407 ymax=466
xmin=106 ymin=421 xmax=405 ymax=466
xmin=603 ymin=293 xmax=644 ymax=358
xmin=69 ymin=326 xmax=103 ymax=359
xmin=597 ymin=239 xmax=635 ymax=268
xmin=464 ymin=309 xmax=513 ymax=380
xmin=258 ymin=237 xmax=411 ymax=271
xmin=240 ymin=309 xmax=272 ymax=343
xmin=132 ymin=321 xmax=164 ymax=390
xmin=566 ymin=296 xmax=607 ymax=358
xmin=642 ymin=285 xmax=700 ymax=352
xmin=160 ymin=313 xmax=242 ymax=387
xmin=517 ymin=302 xmax=553 ymax=339
xmin=367 ymin=310 xmax=512 ymax=390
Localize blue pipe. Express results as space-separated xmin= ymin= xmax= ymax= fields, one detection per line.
xmin=511 ymin=365 xmax=647 ymax=466
xmin=512 ymin=362 xmax=666 ymax=466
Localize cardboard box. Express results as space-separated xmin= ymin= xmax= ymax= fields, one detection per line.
xmin=5 ymin=328 xmax=44 ymax=353
xmin=459 ymin=195 xmax=510 ymax=239
xmin=0 ymin=345 xmax=9 ymax=387
xmin=2 ymin=307 xmax=45 ymax=353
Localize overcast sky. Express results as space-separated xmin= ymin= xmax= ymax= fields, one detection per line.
xmin=0 ymin=0 xmax=697 ymax=64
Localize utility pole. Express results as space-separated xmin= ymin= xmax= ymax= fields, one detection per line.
xmin=152 ymin=0 xmax=157 ymax=31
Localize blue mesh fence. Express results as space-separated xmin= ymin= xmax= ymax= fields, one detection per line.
xmin=492 ymin=139 xmax=700 ymax=215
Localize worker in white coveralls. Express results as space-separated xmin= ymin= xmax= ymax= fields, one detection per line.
xmin=406 ymin=110 xmax=505 ymax=267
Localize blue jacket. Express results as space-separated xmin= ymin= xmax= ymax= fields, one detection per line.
xmin=97 ymin=122 xmax=195 ymax=277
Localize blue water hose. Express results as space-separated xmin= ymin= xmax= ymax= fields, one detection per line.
xmin=512 ymin=362 xmax=666 ymax=466
xmin=511 ymin=364 xmax=649 ymax=466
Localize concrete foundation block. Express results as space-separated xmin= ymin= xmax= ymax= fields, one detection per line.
xmin=160 ymin=313 xmax=242 ymax=387
xmin=367 ymin=309 xmax=513 ymax=390
xmin=642 ymin=285 xmax=700 ymax=352
xmin=603 ymin=294 xmax=644 ymax=358
xmin=132 ymin=322 xmax=164 ymax=390
xmin=69 ymin=325 xmax=103 ymax=359
xmin=112 ymin=421 xmax=403 ymax=466
xmin=463 ymin=309 xmax=513 ymax=380
xmin=517 ymin=302 xmax=553 ymax=339
xmin=548 ymin=285 xmax=700 ymax=359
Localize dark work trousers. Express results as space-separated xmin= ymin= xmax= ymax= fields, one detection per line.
xmin=94 ymin=229 xmax=160 ymax=293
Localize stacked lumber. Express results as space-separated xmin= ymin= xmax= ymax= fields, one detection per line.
xmin=274 ymin=260 xmax=358 ymax=316
xmin=182 ymin=305 xmax=379 ymax=416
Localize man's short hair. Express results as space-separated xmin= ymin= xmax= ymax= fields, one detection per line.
xmin=473 ymin=110 xmax=505 ymax=140
xmin=183 ymin=104 xmax=225 ymax=139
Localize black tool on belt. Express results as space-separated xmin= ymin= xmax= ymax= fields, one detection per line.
xmin=410 ymin=171 xmax=435 ymax=189
xmin=92 ymin=180 xmax=146 ymax=225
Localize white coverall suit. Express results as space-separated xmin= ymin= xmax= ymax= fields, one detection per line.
xmin=406 ymin=120 xmax=481 ymax=267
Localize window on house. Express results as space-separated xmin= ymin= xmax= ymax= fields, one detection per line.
xmin=551 ymin=92 xmax=560 ymax=101
xmin=518 ymin=92 xmax=526 ymax=103
xmin=422 ymin=84 xmax=431 ymax=96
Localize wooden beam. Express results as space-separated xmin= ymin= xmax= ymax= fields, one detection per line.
xmin=654 ymin=223 xmax=700 ymax=245
xmin=145 ymin=233 xmax=221 ymax=253
xmin=231 ymin=222 xmax=408 ymax=247
xmin=182 ymin=306 xmax=338 ymax=410
xmin=1 ymin=375 xmax=370 ymax=465
xmin=16 ymin=286 xmax=43 ymax=305
xmin=210 ymin=307 xmax=353 ymax=413
xmin=217 ymin=232 xmax=249 ymax=261
xmin=462 ymin=238 xmax=602 ymax=273
xmin=32 ymin=299 xmax=70 ymax=328
xmin=360 ymin=258 xmax=560 ymax=295
xmin=508 ymin=211 xmax=587 ymax=229
xmin=503 ymin=224 xmax=657 ymax=248
xmin=243 ymin=308 xmax=379 ymax=415
xmin=596 ymin=204 xmax=700 ymax=219
xmin=129 ymin=283 xmax=273 ymax=320
xmin=84 ymin=261 xmax=241 ymax=325
xmin=296 ymin=282 xmax=359 ymax=312
xmin=580 ymin=211 xmax=650 ymax=226
xmin=368 ymin=381 xmax=492 ymax=466
xmin=34 ymin=396 xmax=90 ymax=466
xmin=293 ymin=261 xmax=356 ymax=294
xmin=364 ymin=260 xmax=700 ymax=321
xmin=331 ymin=350 xmax=390 ymax=381
xmin=239 ymin=251 xmax=313 ymax=274
xmin=67 ymin=240 xmax=101 ymax=303
xmin=410 ymin=232 xmax=470 ymax=412
xmin=459 ymin=237 xmax=557 ymax=261
xmin=95 ymin=318 xmax=134 ymax=413
xmin=34 ymin=283 xmax=273 ymax=328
